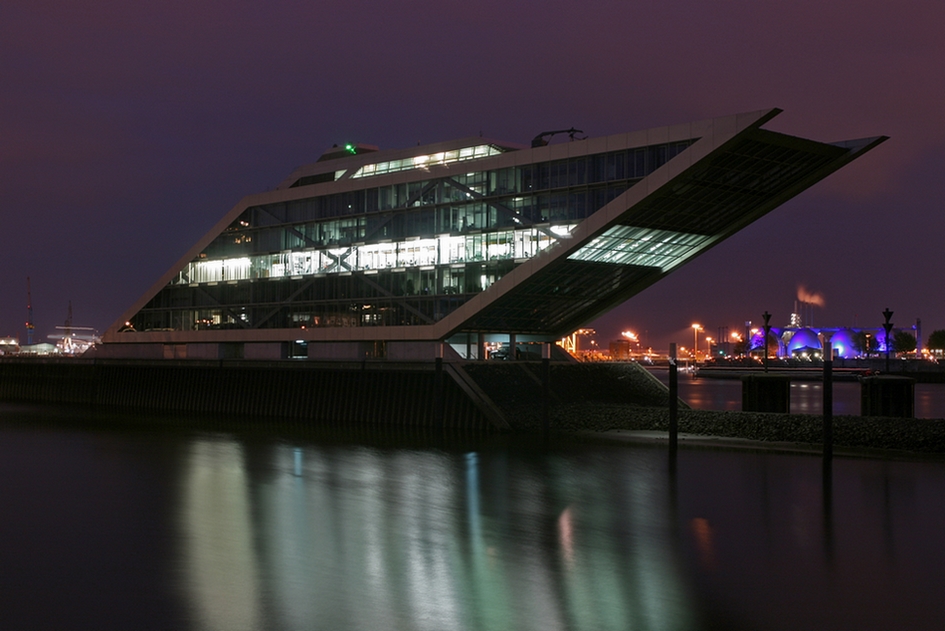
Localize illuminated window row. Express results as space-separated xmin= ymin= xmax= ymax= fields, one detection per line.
xmin=177 ymin=227 xmax=574 ymax=285
xmin=211 ymin=187 xmax=627 ymax=259
xmin=568 ymin=225 xmax=715 ymax=271
xmin=343 ymin=145 xmax=504 ymax=179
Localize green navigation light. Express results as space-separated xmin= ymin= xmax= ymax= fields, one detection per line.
xmin=344 ymin=143 xmax=357 ymax=154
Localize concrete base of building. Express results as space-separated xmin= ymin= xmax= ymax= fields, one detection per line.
xmin=0 ymin=358 xmax=673 ymax=431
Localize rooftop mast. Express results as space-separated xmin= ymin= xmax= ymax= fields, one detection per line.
xmin=65 ymin=300 xmax=73 ymax=339
xmin=530 ymin=127 xmax=585 ymax=148
xmin=26 ymin=277 xmax=34 ymax=346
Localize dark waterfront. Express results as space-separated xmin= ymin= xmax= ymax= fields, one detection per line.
xmin=2 ymin=404 xmax=945 ymax=630
xmin=650 ymin=369 xmax=945 ymax=419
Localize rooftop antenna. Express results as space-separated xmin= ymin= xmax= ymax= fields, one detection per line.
xmin=26 ymin=277 xmax=34 ymax=346
xmin=65 ymin=300 xmax=73 ymax=339
xmin=531 ymin=127 xmax=586 ymax=148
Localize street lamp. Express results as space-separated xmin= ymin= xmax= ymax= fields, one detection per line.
xmin=705 ymin=336 xmax=714 ymax=358
xmin=692 ymin=324 xmax=702 ymax=361
xmin=883 ymin=308 xmax=894 ymax=373
xmin=762 ymin=311 xmax=772 ymax=373
xmin=621 ymin=331 xmax=638 ymax=359
xmin=729 ymin=331 xmax=743 ymax=360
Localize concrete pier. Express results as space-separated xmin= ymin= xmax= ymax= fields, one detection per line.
xmin=741 ymin=374 xmax=792 ymax=413
xmin=860 ymin=375 xmax=915 ymax=418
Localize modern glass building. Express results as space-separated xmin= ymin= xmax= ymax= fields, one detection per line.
xmin=101 ymin=109 xmax=885 ymax=360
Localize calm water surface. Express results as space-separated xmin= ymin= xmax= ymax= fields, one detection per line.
xmin=2 ymin=403 xmax=945 ymax=630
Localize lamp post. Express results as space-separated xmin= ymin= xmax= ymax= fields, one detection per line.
xmin=745 ymin=321 xmax=752 ymax=358
xmin=883 ymin=308 xmax=894 ymax=373
xmin=762 ymin=311 xmax=772 ymax=373
xmin=692 ymin=324 xmax=702 ymax=362
xmin=621 ymin=331 xmax=638 ymax=359
xmin=705 ymin=336 xmax=714 ymax=359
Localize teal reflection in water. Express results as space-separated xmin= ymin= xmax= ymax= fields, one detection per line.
xmin=176 ymin=437 xmax=698 ymax=631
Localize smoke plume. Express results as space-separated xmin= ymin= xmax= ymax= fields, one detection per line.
xmin=797 ymin=285 xmax=825 ymax=307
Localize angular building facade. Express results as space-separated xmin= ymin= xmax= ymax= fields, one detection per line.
xmin=100 ymin=109 xmax=885 ymax=361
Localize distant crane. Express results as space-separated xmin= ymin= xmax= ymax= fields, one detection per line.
xmin=561 ymin=328 xmax=596 ymax=355
xmin=48 ymin=301 xmax=100 ymax=355
xmin=530 ymin=127 xmax=586 ymax=148
xmin=25 ymin=277 xmax=34 ymax=346
xmin=64 ymin=300 xmax=73 ymax=339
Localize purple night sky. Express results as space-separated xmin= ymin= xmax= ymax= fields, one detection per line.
xmin=2 ymin=1 xmax=943 ymax=352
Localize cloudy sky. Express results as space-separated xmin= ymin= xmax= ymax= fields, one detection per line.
xmin=3 ymin=0 xmax=943 ymax=350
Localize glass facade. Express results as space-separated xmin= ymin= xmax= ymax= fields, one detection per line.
xmin=568 ymin=226 xmax=715 ymax=271
xmin=346 ymin=144 xmax=504 ymax=179
xmin=130 ymin=140 xmax=694 ymax=333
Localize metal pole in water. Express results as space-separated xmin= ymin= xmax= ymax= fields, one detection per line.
xmin=822 ymin=339 xmax=833 ymax=461
xmin=435 ymin=341 xmax=444 ymax=426
xmin=669 ymin=342 xmax=678 ymax=454
xmin=542 ymin=342 xmax=551 ymax=433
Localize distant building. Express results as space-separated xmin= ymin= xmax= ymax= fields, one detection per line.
xmin=749 ymin=326 xmax=915 ymax=359
xmin=610 ymin=340 xmax=632 ymax=360
xmin=99 ymin=109 xmax=884 ymax=361
xmin=17 ymin=343 xmax=59 ymax=356
xmin=0 ymin=337 xmax=19 ymax=355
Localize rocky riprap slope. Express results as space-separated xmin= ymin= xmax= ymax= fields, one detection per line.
xmin=546 ymin=404 xmax=945 ymax=455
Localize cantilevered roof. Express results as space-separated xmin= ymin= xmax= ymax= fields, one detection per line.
xmin=429 ymin=111 xmax=885 ymax=338
xmin=103 ymin=108 xmax=885 ymax=345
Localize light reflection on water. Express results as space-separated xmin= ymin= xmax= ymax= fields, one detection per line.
xmin=175 ymin=434 xmax=696 ymax=631
xmin=2 ymin=405 xmax=945 ymax=630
